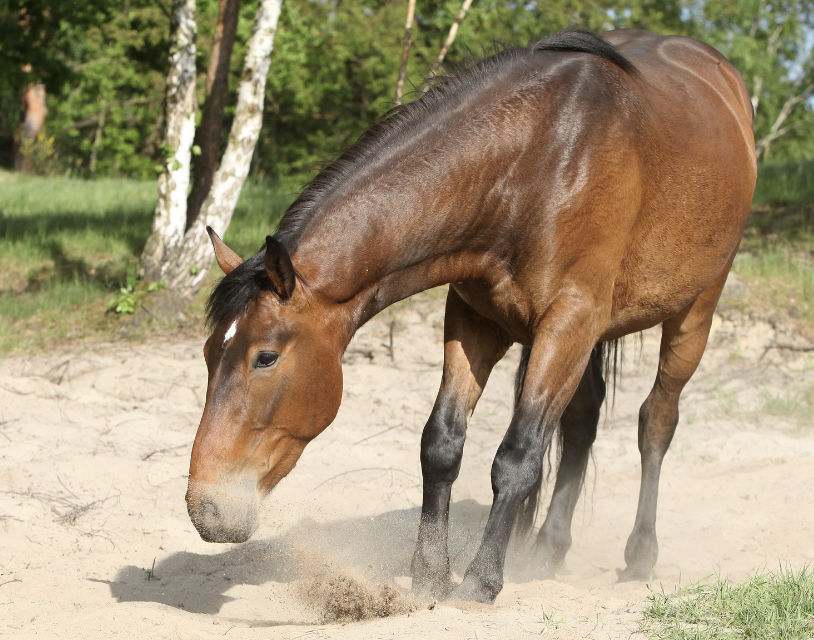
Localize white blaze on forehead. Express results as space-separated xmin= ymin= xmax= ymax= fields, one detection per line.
xmin=223 ymin=319 xmax=238 ymax=345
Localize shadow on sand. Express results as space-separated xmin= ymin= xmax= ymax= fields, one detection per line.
xmin=103 ymin=499 xmax=495 ymax=617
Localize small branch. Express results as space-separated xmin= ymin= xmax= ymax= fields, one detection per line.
xmin=353 ymin=423 xmax=403 ymax=445
xmin=385 ymin=319 xmax=396 ymax=363
xmin=756 ymin=81 xmax=814 ymax=158
xmin=89 ymin=107 xmax=107 ymax=176
xmin=153 ymin=0 xmax=172 ymax=21
xmin=0 ymin=578 xmax=21 ymax=588
xmin=423 ymin=0 xmax=474 ymax=91
xmin=314 ymin=467 xmax=419 ymax=490
xmin=760 ymin=342 xmax=814 ymax=360
xmin=141 ymin=443 xmax=188 ymax=460
xmin=750 ymin=25 xmax=782 ymax=115
xmin=0 ymin=384 xmax=32 ymax=396
xmin=394 ymin=0 xmax=417 ymax=105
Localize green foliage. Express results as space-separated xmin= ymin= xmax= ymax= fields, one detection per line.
xmin=640 ymin=567 xmax=814 ymax=639
xmin=7 ymin=0 xmax=811 ymax=181
xmin=683 ymin=0 xmax=814 ymax=161
xmin=258 ymin=0 xmax=667 ymax=180
xmin=754 ymin=160 xmax=814 ymax=205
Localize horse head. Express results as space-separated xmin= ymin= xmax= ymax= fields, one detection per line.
xmin=185 ymin=228 xmax=344 ymax=543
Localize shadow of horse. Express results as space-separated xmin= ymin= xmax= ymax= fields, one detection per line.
xmin=102 ymin=499 xmax=495 ymax=616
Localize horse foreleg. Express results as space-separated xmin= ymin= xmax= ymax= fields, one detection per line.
xmin=533 ymin=345 xmax=605 ymax=577
xmin=451 ymin=299 xmax=598 ymax=603
xmin=619 ymin=263 xmax=731 ymax=581
xmin=411 ymin=288 xmax=510 ymax=599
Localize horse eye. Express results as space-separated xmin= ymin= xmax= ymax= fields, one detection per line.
xmin=255 ymin=352 xmax=279 ymax=369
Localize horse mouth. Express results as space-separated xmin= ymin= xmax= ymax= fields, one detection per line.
xmin=186 ymin=484 xmax=260 ymax=544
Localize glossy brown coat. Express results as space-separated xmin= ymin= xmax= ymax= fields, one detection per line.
xmin=186 ymin=29 xmax=756 ymax=603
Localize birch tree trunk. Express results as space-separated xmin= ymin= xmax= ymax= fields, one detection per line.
xmin=140 ymin=0 xmax=198 ymax=282
xmin=161 ymin=0 xmax=283 ymax=296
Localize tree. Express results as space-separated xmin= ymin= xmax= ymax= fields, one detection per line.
xmin=141 ymin=0 xmax=283 ymax=297
xmin=684 ymin=0 xmax=814 ymax=161
xmin=140 ymin=0 xmax=198 ymax=283
xmin=395 ymin=0 xmax=417 ymax=105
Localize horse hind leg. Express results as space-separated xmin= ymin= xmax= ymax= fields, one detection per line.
xmin=529 ymin=344 xmax=606 ymax=577
xmin=618 ymin=264 xmax=731 ymax=581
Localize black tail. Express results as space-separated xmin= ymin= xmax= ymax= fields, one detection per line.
xmin=511 ymin=340 xmax=623 ymax=540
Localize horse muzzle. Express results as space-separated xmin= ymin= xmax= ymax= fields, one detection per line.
xmin=185 ymin=481 xmax=260 ymax=543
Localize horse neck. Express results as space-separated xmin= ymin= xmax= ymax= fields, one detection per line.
xmin=291 ymin=159 xmax=500 ymax=342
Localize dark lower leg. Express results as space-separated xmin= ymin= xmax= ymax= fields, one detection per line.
xmin=453 ymin=427 xmax=549 ymax=602
xmin=619 ymin=382 xmax=679 ymax=580
xmin=412 ymin=403 xmax=465 ymax=597
xmin=535 ymin=349 xmax=604 ymax=576
xmin=450 ymin=297 xmax=598 ymax=603
xmin=620 ymin=458 xmax=664 ymax=579
xmin=534 ymin=445 xmax=592 ymax=574
xmin=411 ymin=289 xmax=510 ymax=598
xmin=619 ymin=257 xmax=732 ymax=581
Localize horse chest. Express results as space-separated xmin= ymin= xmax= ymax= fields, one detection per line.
xmin=451 ymin=282 xmax=532 ymax=344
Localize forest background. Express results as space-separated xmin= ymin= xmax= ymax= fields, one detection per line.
xmin=0 ymin=0 xmax=813 ymax=354
xmin=2 ymin=0 xmax=813 ymax=181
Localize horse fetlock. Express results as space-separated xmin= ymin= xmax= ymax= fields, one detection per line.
xmin=410 ymin=545 xmax=452 ymax=599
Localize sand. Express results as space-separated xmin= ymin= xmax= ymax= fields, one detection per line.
xmin=2 ymin=293 xmax=814 ymax=639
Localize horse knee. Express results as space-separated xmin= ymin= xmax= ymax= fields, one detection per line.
xmin=420 ymin=402 xmax=466 ymax=482
xmin=491 ymin=432 xmax=545 ymax=500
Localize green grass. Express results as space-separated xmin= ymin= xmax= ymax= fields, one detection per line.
xmin=0 ymin=171 xmax=295 ymax=354
xmin=732 ymin=160 xmax=814 ymax=335
xmin=0 ymin=156 xmax=812 ymax=356
xmin=640 ymin=567 xmax=814 ymax=639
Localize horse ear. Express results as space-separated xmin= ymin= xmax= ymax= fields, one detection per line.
xmin=207 ymin=226 xmax=243 ymax=274
xmin=264 ymin=235 xmax=296 ymax=298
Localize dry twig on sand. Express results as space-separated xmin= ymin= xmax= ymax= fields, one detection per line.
xmin=3 ymin=479 xmax=121 ymax=546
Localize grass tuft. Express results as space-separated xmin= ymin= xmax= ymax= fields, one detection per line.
xmin=640 ymin=566 xmax=814 ymax=639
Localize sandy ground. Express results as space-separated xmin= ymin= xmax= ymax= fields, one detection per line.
xmin=2 ymin=289 xmax=814 ymax=639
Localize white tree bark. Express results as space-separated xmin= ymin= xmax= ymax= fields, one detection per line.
xmin=141 ymin=0 xmax=198 ymax=282
xmin=162 ymin=0 xmax=283 ymax=296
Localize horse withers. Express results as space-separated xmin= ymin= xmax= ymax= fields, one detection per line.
xmin=186 ymin=29 xmax=756 ymax=604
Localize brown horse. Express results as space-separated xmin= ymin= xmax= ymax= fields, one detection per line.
xmin=186 ymin=28 xmax=756 ymax=604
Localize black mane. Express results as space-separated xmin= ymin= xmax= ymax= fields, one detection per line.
xmin=532 ymin=28 xmax=637 ymax=75
xmin=205 ymin=29 xmax=635 ymax=330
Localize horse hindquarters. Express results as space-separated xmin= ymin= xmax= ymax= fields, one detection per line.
xmin=618 ymin=256 xmax=734 ymax=580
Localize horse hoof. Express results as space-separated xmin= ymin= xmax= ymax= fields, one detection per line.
xmin=447 ymin=577 xmax=497 ymax=604
xmin=616 ymin=564 xmax=655 ymax=582
xmin=412 ymin=577 xmax=453 ymax=602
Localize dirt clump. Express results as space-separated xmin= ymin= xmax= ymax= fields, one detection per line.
xmin=297 ymin=566 xmax=420 ymax=622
